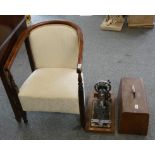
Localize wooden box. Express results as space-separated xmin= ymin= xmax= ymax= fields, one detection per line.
xmin=118 ymin=77 xmax=149 ymax=135
xmin=128 ymin=15 xmax=154 ymax=28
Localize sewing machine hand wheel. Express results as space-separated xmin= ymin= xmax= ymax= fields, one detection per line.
xmin=94 ymin=80 xmax=111 ymax=93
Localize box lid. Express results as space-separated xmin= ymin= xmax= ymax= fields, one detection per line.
xmin=121 ymin=77 xmax=149 ymax=114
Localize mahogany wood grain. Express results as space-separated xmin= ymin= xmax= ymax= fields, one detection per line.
xmin=118 ymin=77 xmax=149 ymax=135
xmin=0 ymin=16 xmax=27 ymax=122
xmin=24 ymin=38 xmax=36 ymax=71
xmin=0 ymin=16 xmax=26 ymax=66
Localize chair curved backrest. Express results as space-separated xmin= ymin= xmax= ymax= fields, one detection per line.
xmin=28 ymin=21 xmax=81 ymax=69
xmin=25 ymin=21 xmax=83 ymax=69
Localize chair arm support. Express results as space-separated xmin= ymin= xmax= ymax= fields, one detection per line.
xmin=3 ymin=67 xmax=27 ymax=123
xmin=77 ymin=64 xmax=85 ymax=128
xmin=4 ymin=29 xmax=29 ymax=70
xmin=4 ymin=68 xmax=19 ymax=93
xmin=77 ymin=63 xmax=82 ymax=73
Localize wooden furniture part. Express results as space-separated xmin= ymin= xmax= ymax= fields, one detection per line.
xmin=128 ymin=15 xmax=154 ymax=28
xmin=85 ymin=91 xmax=115 ymax=133
xmin=0 ymin=16 xmax=27 ymax=122
xmin=100 ymin=15 xmax=125 ymax=32
xmin=118 ymin=77 xmax=149 ymax=135
xmin=4 ymin=20 xmax=85 ymax=128
xmin=0 ymin=16 xmax=26 ymax=65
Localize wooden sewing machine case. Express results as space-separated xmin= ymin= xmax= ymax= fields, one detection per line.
xmin=118 ymin=77 xmax=149 ymax=135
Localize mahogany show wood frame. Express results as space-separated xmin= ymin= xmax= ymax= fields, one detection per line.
xmin=0 ymin=16 xmax=27 ymax=123
xmin=3 ymin=20 xmax=86 ymax=127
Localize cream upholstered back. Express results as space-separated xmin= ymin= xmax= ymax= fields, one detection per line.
xmin=29 ymin=24 xmax=79 ymax=69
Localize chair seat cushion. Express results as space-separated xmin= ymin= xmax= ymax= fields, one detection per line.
xmin=18 ymin=68 xmax=79 ymax=114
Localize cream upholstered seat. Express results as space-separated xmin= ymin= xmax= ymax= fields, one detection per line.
xmin=4 ymin=20 xmax=85 ymax=127
xmin=18 ymin=68 xmax=79 ymax=114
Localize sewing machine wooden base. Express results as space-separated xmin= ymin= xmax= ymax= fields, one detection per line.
xmin=85 ymin=91 xmax=115 ymax=133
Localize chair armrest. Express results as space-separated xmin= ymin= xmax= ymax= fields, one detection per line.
xmin=77 ymin=27 xmax=83 ymax=74
xmin=4 ymin=28 xmax=29 ymax=70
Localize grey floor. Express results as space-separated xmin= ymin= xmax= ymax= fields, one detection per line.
xmin=0 ymin=15 xmax=155 ymax=139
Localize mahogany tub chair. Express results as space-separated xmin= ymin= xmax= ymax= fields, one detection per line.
xmin=4 ymin=20 xmax=85 ymax=127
